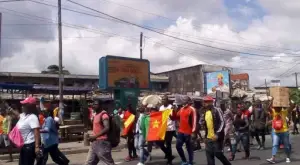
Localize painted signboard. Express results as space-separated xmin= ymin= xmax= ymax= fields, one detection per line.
xmin=205 ymin=70 xmax=230 ymax=95
xmin=99 ymin=55 xmax=150 ymax=90
xmin=230 ymin=73 xmax=249 ymax=90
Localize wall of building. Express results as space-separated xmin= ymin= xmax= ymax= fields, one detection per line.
xmin=0 ymin=76 xmax=98 ymax=87
xmin=156 ymin=64 xmax=230 ymax=95
xmin=0 ymin=74 xmax=168 ymax=92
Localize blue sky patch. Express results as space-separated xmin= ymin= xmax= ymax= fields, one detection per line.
xmin=224 ymin=0 xmax=267 ymax=30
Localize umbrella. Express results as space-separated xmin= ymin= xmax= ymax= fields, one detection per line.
xmin=141 ymin=95 xmax=162 ymax=108
xmin=174 ymin=94 xmax=191 ymax=105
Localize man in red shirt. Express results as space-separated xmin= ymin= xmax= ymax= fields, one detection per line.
xmin=173 ymin=95 xmax=196 ymax=165
xmin=84 ymin=100 xmax=114 ymax=165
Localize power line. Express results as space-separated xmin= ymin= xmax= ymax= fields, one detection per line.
xmin=30 ymin=0 xmax=300 ymax=56
xmin=152 ymin=41 xmax=282 ymax=71
xmin=2 ymin=23 xmax=56 ymax=26
xmin=0 ymin=3 xmax=297 ymax=71
xmin=98 ymin=0 xmax=297 ymax=52
xmin=144 ymin=36 xmax=296 ymax=64
xmin=0 ymin=7 xmax=140 ymax=41
xmin=0 ymin=0 xmax=26 ymax=2
xmin=1 ymin=5 xmax=297 ymax=68
xmin=65 ymin=0 xmax=300 ymax=58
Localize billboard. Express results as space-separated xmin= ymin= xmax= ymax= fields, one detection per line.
xmin=205 ymin=70 xmax=230 ymax=95
xmin=99 ymin=55 xmax=150 ymax=90
xmin=230 ymin=73 xmax=249 ymax=90
xmin=270 ymin=80 xmax=280 ymax=86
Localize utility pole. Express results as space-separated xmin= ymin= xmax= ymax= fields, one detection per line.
xmin=140 ymin=32 xmax=143 ymax=59
xmin=295 ymin=72 xmax=298 ymax=88
xmin=58 ymin=0 xmax=64 ymax=124
xmin=265 ymin=79 xmax=269 ymax=96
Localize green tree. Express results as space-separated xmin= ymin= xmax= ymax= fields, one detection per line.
xmin=41 ymin=65 xmax=70 ymax=75
xmin=290 ymin=88 xmax=300 ymax=105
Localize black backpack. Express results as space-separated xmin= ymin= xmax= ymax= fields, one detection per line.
xmin=100 ymin=111 xmax=121 ymax=148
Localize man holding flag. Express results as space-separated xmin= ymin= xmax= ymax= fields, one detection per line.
xmin=140 ymin=95 xmax=174 ymax=165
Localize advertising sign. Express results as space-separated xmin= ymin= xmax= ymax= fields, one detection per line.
xmin=205 ymin=70 xmax=230 ymax=95
xmin=230 ymin=73 xmax=249 ymax=90
xmin=99 ymin=56 xmax=150 ymax=90
xmin=270 ymin=80 xmax=280 ymax=87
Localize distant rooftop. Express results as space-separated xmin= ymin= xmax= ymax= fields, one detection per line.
xmin=0 ymin=72 xmax=169 ymax=82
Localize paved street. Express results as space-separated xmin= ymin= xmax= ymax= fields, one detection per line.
xmin=1 ymin=135 xmax=300 ymax=165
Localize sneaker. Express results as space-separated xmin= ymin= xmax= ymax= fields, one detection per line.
xmin=137 ymin=163 xmax=144 ymax=165
xmin=145 ymin=155 xmax=151 ymax=163
xmin=286 ymin=158 xmax=291 ymax=163
xmin=125 ymin=156 xmax=133 ymax=162
xmin=266 ymin=158 xmax=276 ymax=164
xmin=180 ymin=162 xmax=188 ymax=165
xmin=228 ymin=155 xmax=235 ymax=161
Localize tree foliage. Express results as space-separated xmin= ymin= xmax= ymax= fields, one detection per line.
xmin=290 ymin=88 xmax=300 ymax=105
xmin=41 ymin=65 xmax=70 ymax=75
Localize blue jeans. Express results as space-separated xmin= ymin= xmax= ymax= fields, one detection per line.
xmin=134 ymin=133 xmax=149 ymax=163
xmin=176 ymin=133 xmax=193 ymax=164
xmin=272 ymin=131 xmax=290 ymax=158
xmin=232 ymin=132 xmax=250 ymax=157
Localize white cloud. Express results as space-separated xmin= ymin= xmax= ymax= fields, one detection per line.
xmin=1 ymin=0 xmax=300 ymax=87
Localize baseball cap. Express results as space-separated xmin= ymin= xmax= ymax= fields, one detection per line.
xmin=20 ymin=96 xmax=37 ymax=105
xmin=203 ymin=96 xmax=214 ymax=102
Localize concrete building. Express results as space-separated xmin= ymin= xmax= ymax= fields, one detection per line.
xmin=0 ymin=72 xmax=169 ymax=94
xmin=155 ymin=64 xmax=231 ymax=95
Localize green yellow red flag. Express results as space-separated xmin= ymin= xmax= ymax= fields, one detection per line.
xmin=144 ymin=109 xmax=172 ymax=141
xmin=122 ymin=113 xmax=135 ymax=136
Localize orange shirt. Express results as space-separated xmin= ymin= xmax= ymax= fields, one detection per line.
xmin=39 ymin=114 xmax=45 ymax=126
xmin=177 ymin=106 xmax=196 ymax=135
xmin=0 ymin=115 xmax=4 ymax=134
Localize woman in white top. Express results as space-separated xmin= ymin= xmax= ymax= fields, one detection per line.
xmin=17 ymin=97 xmax=41 ymax=165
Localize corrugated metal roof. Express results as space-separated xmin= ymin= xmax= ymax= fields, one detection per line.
xmin=0 ymin=72 xmax=169 ymax=82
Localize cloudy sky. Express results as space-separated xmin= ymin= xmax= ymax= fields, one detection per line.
xmin=0 ymin=0 xmax=300 ymax=87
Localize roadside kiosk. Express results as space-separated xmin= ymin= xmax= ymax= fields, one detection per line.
xmin=99 ymin=55 xmax=151 ymax=110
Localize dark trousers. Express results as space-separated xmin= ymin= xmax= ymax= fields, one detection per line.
xmin=19 ymin=142 xmax=36 ymax=165
xmin=254 ymin=128 xmax=265 ymax=147
xmin=224 ymin=138 xmax=232 ymax=152
xmin=293 ymin=120 xmax=299 ymax=133
xmin=192 ymin=132 xmax=202 ymax=150
xmin=165 ymin=131 xmax=176 ymax=156
xmin=147 ymin=141 xmax=172 ymax=162
xmin=176 ymin=133 xmax=193 ymax=164
xmin=205 ymin=140 xmax=231 ymax=165
xmin=127 ymin=133 xmax=137 ymax=158
xmin=232 ymin=132 xmax=250 ymax=157
xmin=38 ymin=144 xmax=69 ymax=165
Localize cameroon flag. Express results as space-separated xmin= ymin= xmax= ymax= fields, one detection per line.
xmin=122 ymin=112 xmax=135 ymax=136
xmin=141 ymin=109 xmax=172 ymax=141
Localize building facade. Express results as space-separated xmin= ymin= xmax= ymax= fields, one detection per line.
xmin=0 ymin=72 xmax=169 ymax=93
xmin=155 ymin=64 xmax=230 ymax=95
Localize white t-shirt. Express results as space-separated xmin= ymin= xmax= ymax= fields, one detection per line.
xmin=17 ymin=113 xmax=40 ymax=144
xmin=159 ymin=105 xmax=176 ymax=131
